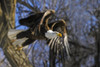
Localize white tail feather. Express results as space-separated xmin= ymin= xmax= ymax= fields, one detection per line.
xmin=8 ymin=29 xmax=28 ymax=46
xmin=8 ymin=29 xmax=24 ymax=40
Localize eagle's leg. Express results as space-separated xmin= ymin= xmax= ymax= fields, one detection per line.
xmin=16 ymin=39 xmax=35 ymax=51
xmin=15 ymin=46 xmax=23 ymax=51
xmin=11 ymin=39 xmax=16 ymax=43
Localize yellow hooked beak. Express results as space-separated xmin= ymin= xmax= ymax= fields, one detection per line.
xmin=57 ymin=33 xmax=62 ymax=37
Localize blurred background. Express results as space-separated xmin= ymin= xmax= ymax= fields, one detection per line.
xmin=0 ymin=0 xmax=100 ymax=67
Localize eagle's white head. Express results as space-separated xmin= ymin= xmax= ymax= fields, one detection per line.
xmin=45 ymin=30 xmax=62 ymax=39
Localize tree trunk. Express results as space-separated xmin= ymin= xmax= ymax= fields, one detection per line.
xmin=49 ymin=49 xmax=56 ymax=67
xmin=95 ymin=32 xmax=100 ymax=67
xmin=0 ymin=0 xmax=33 ymax=67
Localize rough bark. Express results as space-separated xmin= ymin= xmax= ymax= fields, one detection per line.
xmin=94 ymin=8 xmax=100 ymax=67
xmin=49 ymin=49 xmax=56 ymax=67
xmin=95 ymin=32 xmax=100 ymax=67
xmin=0 ymin=0 xmax=33 ymax=67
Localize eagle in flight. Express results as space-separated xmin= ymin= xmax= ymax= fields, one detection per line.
xmin=8 ymin=10 xmax=70 ymax=56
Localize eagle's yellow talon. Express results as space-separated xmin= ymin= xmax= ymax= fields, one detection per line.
xmin=15 ymin=46 xmax=23 ymax=51
xmin=11 ymin=39 xmax=16 ymax=43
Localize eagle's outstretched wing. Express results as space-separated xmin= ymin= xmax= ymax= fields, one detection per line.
xmin=39 ymin=10 xmax=55 ymax=31
xmin=19 ymin=13 xmax=44 ymax=28
xmin=48 ymin=19 xmax=70 ymax=57
xmin=19 ymin=10 xmax=55 ymax=32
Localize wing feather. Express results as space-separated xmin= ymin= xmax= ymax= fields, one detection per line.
xmin=48 ymin=19 xmax=70 ymax=57
xmin=19 ymin=13 xmax=44 ymax=27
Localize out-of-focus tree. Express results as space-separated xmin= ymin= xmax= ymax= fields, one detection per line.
xmin=88 ymin=2 xmax=100 ymax=67
xmin=0 ymin=0 xmax=33 ymax=67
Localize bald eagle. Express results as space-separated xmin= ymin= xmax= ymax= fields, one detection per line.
xmin=8 ymin=10 xmax=70 ymax=56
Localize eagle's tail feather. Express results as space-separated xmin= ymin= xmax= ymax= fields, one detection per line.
xmin=8 ymin=29 xmax=28 ymax=46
